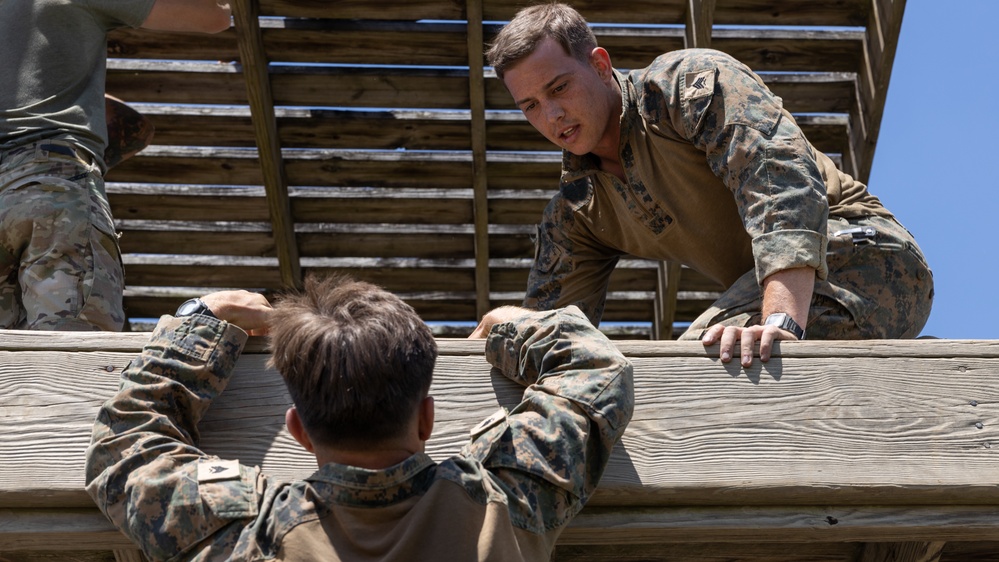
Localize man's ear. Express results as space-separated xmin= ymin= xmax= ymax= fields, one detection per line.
xmin=417 ymin=396 xmax=435 ymax=442
xmin=285 ymin=407 xmax=315 ymax=453
xmin=589 ymin=47 xmax=614 ymax=81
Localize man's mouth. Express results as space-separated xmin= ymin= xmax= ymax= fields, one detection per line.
xmin=559 ymin=125 xmax=577 ymax=141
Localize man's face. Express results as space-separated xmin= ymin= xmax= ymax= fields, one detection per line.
xmin=502 ymin=37 xmax=619 ymax=157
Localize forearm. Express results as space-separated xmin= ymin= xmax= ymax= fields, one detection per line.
xmin=85 ymin=316 xmax=247 ymax=519
xmin=485 ymin=306 xmax=634 ymax=466
xmin=761 ymin=266 xmax=815 ymax=328
xmin=142 ymin=0 xmax=231 ymax=33
xmin=471 ymin=306 xmax=633 ymax=530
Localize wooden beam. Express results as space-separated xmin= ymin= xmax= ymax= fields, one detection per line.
xmin=2 ymin=335 xmax=999 ymax=558
xmin=467 ymin=0 xmax=491 ymax=319
xmin=4 ymin=336 xmax=999 ymax=505
xmin=684 ymin=0 xmax=716 ymax=49
xmin=855 ymin=0 xmax=906 ymax=182
xmin=653 ymin=260 xmax=682 ymax=340
xmin=231 ymin=0 xmax=302 ymax=289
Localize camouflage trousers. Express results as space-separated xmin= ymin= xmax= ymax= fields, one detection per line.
xmin=679 ymin=215 xmax=934 ymax=340
xmin=0 ymin=140 xmax=125 ymax=331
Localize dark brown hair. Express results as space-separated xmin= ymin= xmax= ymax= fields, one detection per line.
xmin=486 ymin=2 xmax=597 ymax=80
xmin=267 ymin=274 xmax=437 ymax=448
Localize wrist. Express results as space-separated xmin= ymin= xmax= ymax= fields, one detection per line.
xmin=763 ymin=312 xmax=805 ymax=340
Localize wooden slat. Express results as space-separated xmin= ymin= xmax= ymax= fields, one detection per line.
xmin=712 ymin=0 xmax=869 ymax=27
xmin=552 ymin=541 xmax=862 ymax=562
xmin=710 ymin=28 xmax=863 ymax=73
xmin=232 ymin=0 xmax=301 ymax=289
xmin=107 ymin=60 xmax=856 ymax=115
xmin=261 ymin=20 xmax=469 ymax=66
xmin=259 ymin=0 xmax=464 ymax=20
xmin=108 ymin=147 xmax=476 ymax=189
xmin=483 ymin=26 xmax=863 ymax=73
xmin=483 ymin=0 xmax=870 ymax=27
xmin=107 ymin=27 xmax=238 ymax=61
xmin=132 ymin=104 xmax=848 ymax=156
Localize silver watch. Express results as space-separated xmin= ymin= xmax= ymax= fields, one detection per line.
xmin=763 ymin=312 xmax=805 ymax=340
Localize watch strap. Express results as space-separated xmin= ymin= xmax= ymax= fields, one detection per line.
xmin=763 ymin=312 xmax=805 ymax=340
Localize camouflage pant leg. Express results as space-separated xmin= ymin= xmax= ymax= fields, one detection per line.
xmin=678 ymin=215 xmax=934 ymax=340
xmin=0 ymin=142 xmax=125 ymax=331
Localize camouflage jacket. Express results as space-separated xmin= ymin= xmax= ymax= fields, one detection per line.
xmin=523 ymin=48 xmax=892 ymax=324
xmin=85 ymin=307 xmax=633 ymax=561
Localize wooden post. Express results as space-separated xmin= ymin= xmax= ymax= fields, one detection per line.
xmin=231 ymin=0 xmax=302 ymax=289
xmin=684 ymin=0 xmax=716 ymax=49
xmin=467 ymin=0 xmax=492 ymax=320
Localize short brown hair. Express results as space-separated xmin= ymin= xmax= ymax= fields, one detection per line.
xmin=486 ymin=2 xmax=597 ymax=80
xmin=267 ymin=274 xmax=437 ymax=448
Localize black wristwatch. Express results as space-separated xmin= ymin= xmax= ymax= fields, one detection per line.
xmin=175 ymin=297 xmax=216 ymax=319
xmin=763 ymin=312 xmax=805 ymax=340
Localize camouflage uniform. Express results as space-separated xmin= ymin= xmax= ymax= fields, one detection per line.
xmin=0 ymin=0 xmax=155 ymax=330
xmin=523 ymin=49 xmax=933 ymax=339
xmin=0 ymin=141 xmax=124 ymax=330
xmin=85 ymin=308 xmax=634 ymax=561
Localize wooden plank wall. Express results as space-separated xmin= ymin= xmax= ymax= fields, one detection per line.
xmin=1 ymin=333 xmax=998 ymax=561
xmin=102 ymin=0 xmax=904 ymax=337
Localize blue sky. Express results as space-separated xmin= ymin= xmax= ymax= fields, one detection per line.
xmin=868 ymin=1 xmax=998 ymax=339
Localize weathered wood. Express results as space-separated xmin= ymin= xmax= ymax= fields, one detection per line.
xmin=0 ymin=550 xmax=118 ymax=562
xmin=859 ymin=541 xmax=945 ymax=562
xmin=1 ymin=336 xmax=998 ymax=558
xmin=232 ymin=0 xmax=301 ymax=289
xmin=684 ymin=0 xmax=716 ymax=49
xmin=653 ymin=260 xmax=683 ymax=340
xmin=855 ymin=0 xmax=906 ymax=182
xmin=2 ymin=337 xmax=998 ymax=508
xmin=466 ymin=0 xmax=491 ymax=320
xmin=259 ymin=0 xmax=464 ymax=20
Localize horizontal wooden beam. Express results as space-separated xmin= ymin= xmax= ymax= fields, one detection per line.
xmin=1 ymin=335 xmax=998 ymax=561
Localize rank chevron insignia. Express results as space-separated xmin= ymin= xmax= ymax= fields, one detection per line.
xmin=684 ymin=70 xmax=715 ymax=101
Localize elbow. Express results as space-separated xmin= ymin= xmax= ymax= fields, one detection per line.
xmin=205 ymin=6 xmax=232 ymax=34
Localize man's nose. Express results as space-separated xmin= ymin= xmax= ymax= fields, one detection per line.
xmin=544 ymin=101 xmax=564 ymax=123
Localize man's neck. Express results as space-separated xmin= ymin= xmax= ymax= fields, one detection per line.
xmin=592 ymin=82 xmax=625 ymax=181
xmin=316 ymin=444 xmax=421 ymax=470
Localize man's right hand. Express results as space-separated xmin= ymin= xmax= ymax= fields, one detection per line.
xmin=200 ymin=290 xmax=272 ymax=335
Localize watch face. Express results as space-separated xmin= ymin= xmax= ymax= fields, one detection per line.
xmin=765 ymin=313 xmax=788 ymax=326
xmin=764 ymin=313 xmax=804 ymax=339
xmin=177 ymin=298 xmax=207 ymax=317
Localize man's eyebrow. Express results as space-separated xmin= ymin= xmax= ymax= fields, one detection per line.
xmin=515 ymin=73 xmax=570 ymax=107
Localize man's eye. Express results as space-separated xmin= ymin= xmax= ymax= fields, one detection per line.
xmin=523 ymin=102 xmax=536 ymax=112
xmin=553 ymin=82 xmax=567 ymax=93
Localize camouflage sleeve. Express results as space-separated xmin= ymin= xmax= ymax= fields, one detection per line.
xmin=522 ymin=180 xmax=621 ymax=325
xmin=638 ymin=48 xmax=830 ymax=282
xmin=464 ymin=306 xmax=634 ymax=533
xmin=84 ymin=315 xmax=259 ymax=561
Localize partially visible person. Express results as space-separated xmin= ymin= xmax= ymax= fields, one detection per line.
xmin=484 ymin=3 xmax=933 ymax=365
xmin=86 ymin=274 xmax=634 ymax=561
xmin=0 ymin=0 xmax=231 ymax=331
